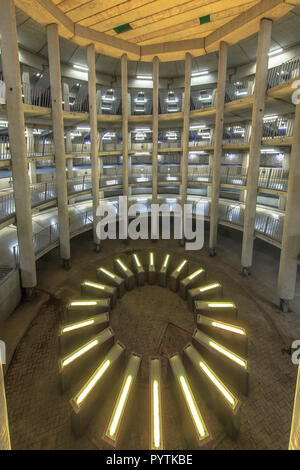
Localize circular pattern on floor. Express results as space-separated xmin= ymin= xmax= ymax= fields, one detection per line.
xmin=59 ymin=249 xmax=248 ymax=449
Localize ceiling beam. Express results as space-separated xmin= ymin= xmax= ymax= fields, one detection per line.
xmin=205 ymin=0 xmax=296 ymax=52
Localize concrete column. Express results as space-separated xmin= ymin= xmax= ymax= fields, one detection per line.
xmin=277 ymin=100 xmax=300 ymax=311
xmin=0 ymin=0 xmax=37 ymax=291
xmin=121 ymin=54 xmax=129 ymax=202
xmin=21 ymin=65 xmax=31 ymax=104
xmin=152 ymin=56 xmax=159 ymax=205
xmin=87 ymin=44 xmax=100 ymax=250
xmin=241 ymin=19 xmax=272 ymax=274
xmin=47 ymin=23 xmax=71 ymax=267
xmin=181 ymin=53 xmax=192 ymax=213
xmin=209 ymin=41 xmax=228 ymax=256
xmin=0 ymin=362 xmax=10 ymax=450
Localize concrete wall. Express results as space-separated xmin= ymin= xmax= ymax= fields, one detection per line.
xmin=0 ymin=268 xmax=21 ymax=324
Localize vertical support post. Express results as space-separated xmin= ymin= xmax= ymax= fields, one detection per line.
xmin=241 ymin=18 xmax=272 ymax=274
xmin=0 ymin=0 xmax=37 ymax=292
xmin=277 ymin=98 xmax=300 ymax=311
xmin=209 ymin=41 xmax=228 ymax=257
xmin=0 ymin=362 xmax=10 ymax=450
xmin=47 ymin=23 xmax=71 ymax=268
xmin=152 ymin=56 xmax=159 ymax=206
xmin=181 ymin=53 xmax=192 ymax=219
xmin=87 ymin=44 xmax=100 ymax=251
xmin=121 ymin=54 xmax=129 ymax=203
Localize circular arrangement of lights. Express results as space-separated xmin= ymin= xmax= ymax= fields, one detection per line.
xmin=58 ymin=250 xmax=248 ymax=449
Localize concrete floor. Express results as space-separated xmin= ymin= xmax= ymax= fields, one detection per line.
xmin=3 ymin=227 xmax=300 ymax=450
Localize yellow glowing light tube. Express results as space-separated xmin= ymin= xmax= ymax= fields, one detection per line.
xmin=176 ymin=260 xmax=187 ymax=272
xmin=211 ymin=321 xmax=245 ymax=336
xmin=116 ymin=259 xmax=127 ymax=272
xmin=62 ymin=319 xmax=94 ymax=333
xmin=163 ymin=254 xmax=170 ymax=269
xmin=99 ymin=268 xmax=115 ymax=279
xmin=208 ymin=302 xmax=235 ymax=308
xmin=179 ymin=376 xmax=206 ymax=439
xmin=199 ymin=283 xmax=220 ymax=292
xmin=104 ymin=354 xmax=141 ymax=445
xmin=70 ymin=301 xmax=97 ymax=306
xmin=209 ymin=341 xmax=247 ymax=368
xmin=153 ymin=381 xmax=160 ymax=448
xmin=84 ymin=281 xmax=105 ymax=290
xmin=188 ymin=268 xmax=204 ymax=280
xmin=150 ymin=358 xmax=163 ymax=450
xmin=150 ymin=252 xmax=154 ymax=267
xmin=62 ymin=339 xmax=98 ymax=368
xmin=133 ymin=254 xmax=141 ymax=267
xmin=75 ymin=359 xmax=110 ymax=405
xmin=199 ymin=361 xmax=237 ymax=408
xmin=109 ymin=375 xmax=132 ymax=438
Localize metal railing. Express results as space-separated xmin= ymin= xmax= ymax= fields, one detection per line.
xmin=11 ymin=195 xmax=286 ymax=267
xmin=258 ymin=168 xmax=289 ymax=191
xmin=267 ymin=57 xmax=300 ymax=89
xmin=220 ymin=167 xmax=248 ymax=186
xmin=262 ymin=117 xmax=294 ymax=139
xmin=225 ymin=77 xmax=255 ymax=103
xmin=188 ymin=166 xmax=212 ymax=183
xmin=191 ymin=88 xmax=215 ymax=110
xmin=67 ymin=96 xmax=89 ymax=113
xmin=129 ymin=173 xmax=152 ymax=184
xmin=22 ymin=83 xmax=52 ymax=108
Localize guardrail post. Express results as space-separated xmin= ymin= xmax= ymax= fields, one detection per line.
xmin=241 ymin=18 xmax=272 ymax=276
xmin=0 ymin=0 xmax=37 ymax=294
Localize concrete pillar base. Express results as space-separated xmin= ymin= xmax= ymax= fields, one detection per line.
xmin=23 ymin=287 xmax=35 ymax=299
xmin=62 ymin=259 xmax=71 ymax=270
xmin=209 ymin=248 xmax=216 ymax=258
xmin=280 ymin=299 xmax=289 ymax=313
xmin=242 ymin=266 xmax=250 ymax=277
xmin=179 ymin=238 xmax=185 ymax=247
xmin=94 ymin=243 xmax=101 ymax=253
